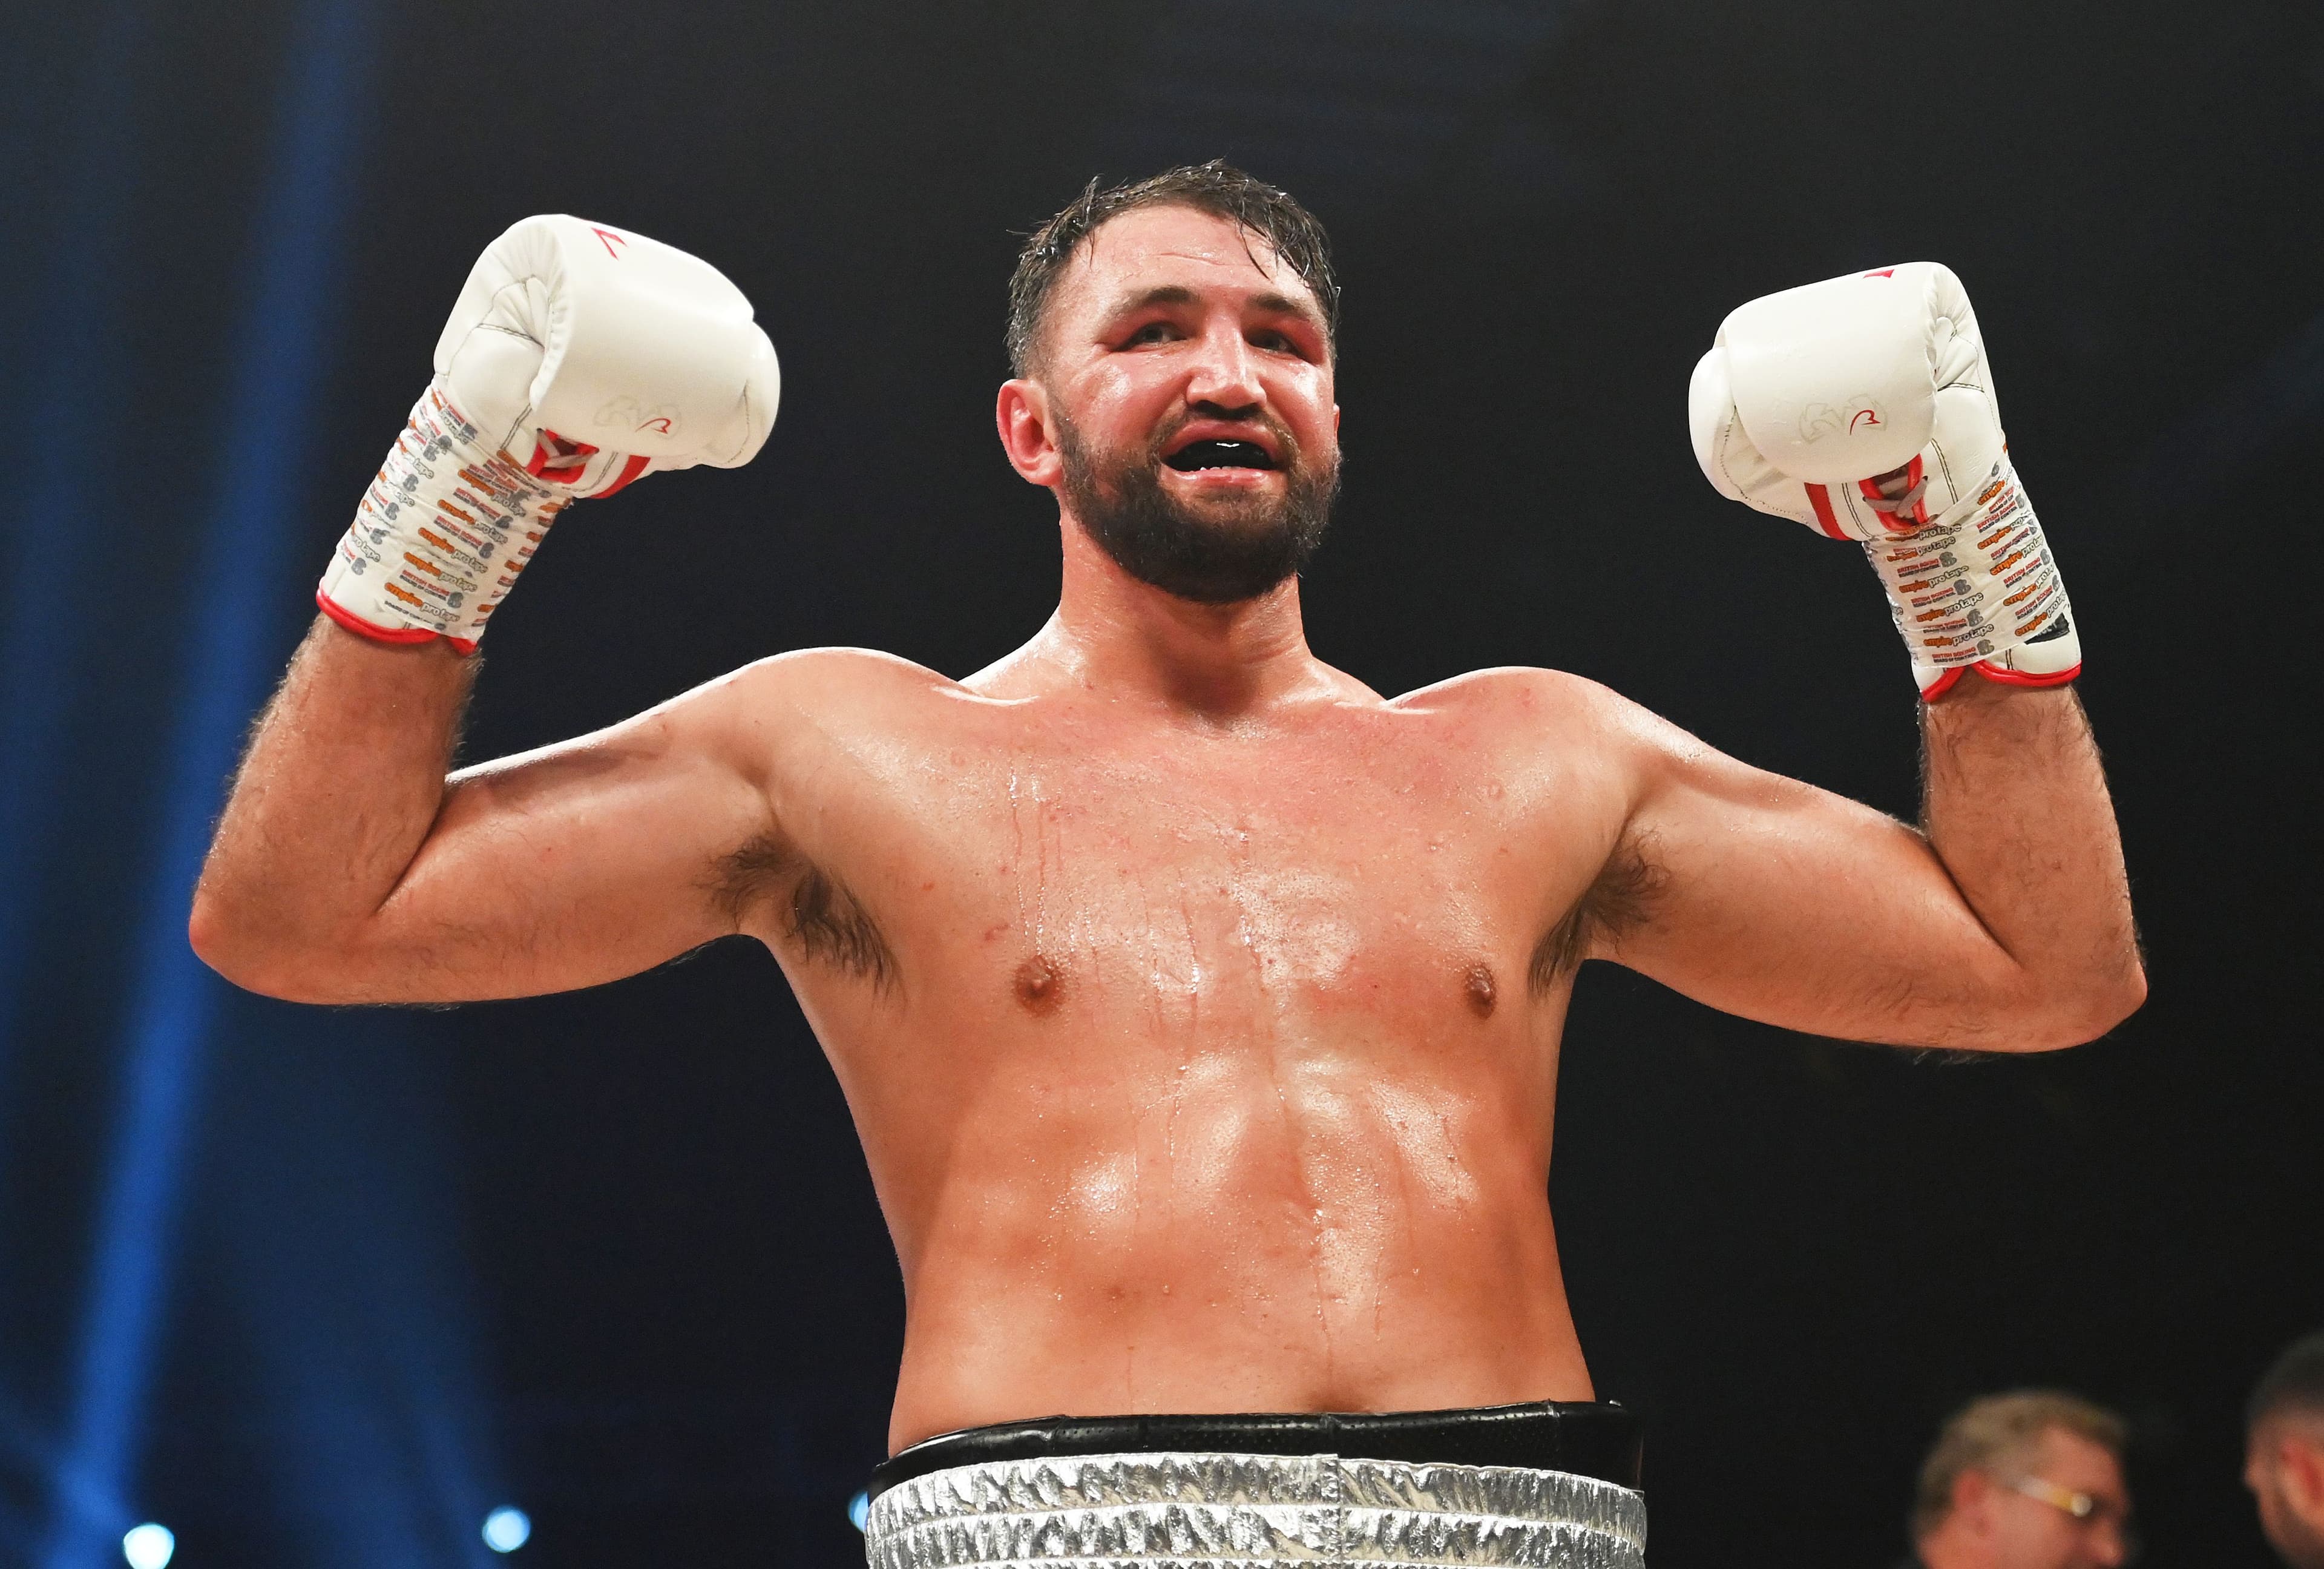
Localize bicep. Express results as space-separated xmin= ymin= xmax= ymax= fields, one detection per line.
xmin=352 ymin=689 xmax=775 ymax=1001
xmin=1606 ymin=734 xmax=2026 ymax=1048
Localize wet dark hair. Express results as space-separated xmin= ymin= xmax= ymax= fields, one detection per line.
xmin=2249 ymin=1330 xmax=2324 ymax=1432
xmin=1005 ymin=160 xmax=1340 ymax=377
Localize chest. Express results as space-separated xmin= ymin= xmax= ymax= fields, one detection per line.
xmin=795 ymin=716 xmax=1588 ymax=1025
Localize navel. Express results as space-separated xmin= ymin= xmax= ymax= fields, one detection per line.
xmin=1464 ymin=963 xmax=1497 ymax=1018
xmin=1015 ymin=953 xmax=1064 ymax=1015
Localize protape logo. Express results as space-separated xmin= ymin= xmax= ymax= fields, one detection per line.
xmin=596 ymin=396 xmax=681 ymax=438
xmin=1798 ymin=396 xmax=1887 ymax=444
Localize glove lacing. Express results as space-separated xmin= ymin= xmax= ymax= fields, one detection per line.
xmin=1864 ymin=471 xmax=1931 ymax=532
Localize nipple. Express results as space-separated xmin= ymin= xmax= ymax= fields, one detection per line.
xmin=1015 ymin=954 xmax=1063 ymax=1015
xmin=1464 ymin=964 xmax=1497 ymax=1018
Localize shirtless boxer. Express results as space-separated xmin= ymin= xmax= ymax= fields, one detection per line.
xmin=189 ymin=165 xmax=2144 ymax=1565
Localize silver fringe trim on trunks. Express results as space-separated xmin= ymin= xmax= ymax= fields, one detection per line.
xmin=864 ymin=1449 xmax=1647 ymax=1567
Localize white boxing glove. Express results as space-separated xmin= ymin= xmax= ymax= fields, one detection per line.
xmin=1688 ymin=262 xmax=2078 ymax=698
xmin=318 ymin=215 xmax=780 ymax=651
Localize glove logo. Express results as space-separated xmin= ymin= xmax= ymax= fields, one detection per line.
xmin=591 ymin=227 xmax=628 ymax=260
xmin=594 ymin=396 xmax=681 ymax=438
xmin=1798 ymin=396 xmax=1886 ymax=444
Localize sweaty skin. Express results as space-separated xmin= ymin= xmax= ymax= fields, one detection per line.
xmin=189 ymin=206 xmax=2145 ymax=1452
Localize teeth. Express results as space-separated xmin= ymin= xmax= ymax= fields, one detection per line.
xmin=1166 ymin=439 xmax=1274 ymax=472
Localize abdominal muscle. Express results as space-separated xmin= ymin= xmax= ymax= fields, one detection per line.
xmin=771 ymin=691 xmax=1610 ymax=1453
xmin=862 ymin=1019 xmax=1594 ymax=1452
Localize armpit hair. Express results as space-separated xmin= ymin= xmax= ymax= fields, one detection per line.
xmin=1529 ymin=828 xmax=1667 ymax=995
xmin=711 ymin=832 xmax=898 ymax=998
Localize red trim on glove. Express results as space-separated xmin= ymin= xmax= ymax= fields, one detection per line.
xmin=1805 ymin=482 xmax=1850 ymax=540
xmin=1921 ymin=660 xmax=2083 ymax=702
xmin=592 ymin=453 xmax=651 ymax=499
xmin=1919 ymin=666 xmax=1968 ymax=701
xmin=316 ymin=588 xmax=476 ymax=655
xmin=1860 ymin=455 xmax=1928 ymax=531
xmin=1971 ymin=659 xmax=2081 ymax=689
xmin=527 ymin=429 xmax=599 ymax=485
xmin=318 ymin=588 xmax=436 ymax=645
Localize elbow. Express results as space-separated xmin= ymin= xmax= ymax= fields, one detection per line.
xmin=186 ymin=894 xmax=287 ymax=998
xmin=2105 ymin=959 xmax=2150 ymax=1030
xmin=187 ymin=893 xmax=352 ymax=1004
xmin=2007 ymin=959 xmax=2148 ymax=1053
xmin=187 ymin=892 xmax=253 ymax=986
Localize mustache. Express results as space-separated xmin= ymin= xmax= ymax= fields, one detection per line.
xmin=1056 ymin=401 xmax=1339 ymax=605
xmin=1143 ymin=404 xmax=1305 ymax=468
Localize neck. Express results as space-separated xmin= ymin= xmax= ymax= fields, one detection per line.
xmin=1023 ymin=507 xmax=1330 ymax=718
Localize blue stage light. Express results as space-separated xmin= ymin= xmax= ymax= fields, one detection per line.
xmin=119 ymin=1524 xmax=172 ymax=1569
xmin=36 ymin=4 xmax=379 ymax=1567
xmin=849 ymin=1490 xmax=871 ymax=1532
xmin=0 ymin=0 xmax=146 ymax=1042
xmin=482 ymin=1506 xmax=531 ymax=1553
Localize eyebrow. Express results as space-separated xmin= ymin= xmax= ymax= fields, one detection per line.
xmin=1100 ymin=283 xmax=1328 ymax=337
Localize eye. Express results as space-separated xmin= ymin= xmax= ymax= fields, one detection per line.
xmin=1250 ymin=327 xmax=1313 ymax=360
xmin=1122 ymin=320 xmax=1180 ymax=347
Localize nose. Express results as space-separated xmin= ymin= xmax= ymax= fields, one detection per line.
xmin=1183 ymin=319 xmax=1265 ymax=415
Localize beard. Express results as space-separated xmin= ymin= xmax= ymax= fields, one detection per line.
xmin=1054 ymin=408 xmax=1340 ymax=605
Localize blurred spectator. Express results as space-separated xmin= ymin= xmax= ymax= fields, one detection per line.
xmin=1906 ymin=1390 xmax=2133 ymax=1569
xmin=2247 ymin=1331 xmax=2324 ymax=1568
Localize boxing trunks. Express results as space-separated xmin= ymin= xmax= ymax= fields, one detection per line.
xmin=864 ymin=1400 xmax=1645 ymax=1567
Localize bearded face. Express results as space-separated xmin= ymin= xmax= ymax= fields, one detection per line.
xmin=1053 ymin=404 xmax=1340 ymax=605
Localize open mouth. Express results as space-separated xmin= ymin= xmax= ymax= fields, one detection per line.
xmin=1163 ymin=439 xmax=1279 ymax=473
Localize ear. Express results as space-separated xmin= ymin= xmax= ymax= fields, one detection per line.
xmin=2285 ymin=1435 xmax=2324 ymax=1516
xmin=1952 ymin=1468 xmax=1995 ymax=1534
xmin=997 ymin=378 xmax=1064 ymax=488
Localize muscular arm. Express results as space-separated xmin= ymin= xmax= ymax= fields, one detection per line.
xmin=1597 ymin=674 xmax=2144 ymax=1051
xmin=190 ymin=617 xmax=779 ymax=1003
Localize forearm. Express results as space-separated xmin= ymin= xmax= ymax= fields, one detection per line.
xmin=1919 ymin=674 xmax=2144 ymax=1041
xmin=189 ymin=616 xmax=476 ymax=986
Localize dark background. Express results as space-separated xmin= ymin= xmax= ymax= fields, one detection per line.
xmin=4 ymin=1 xmax=2320 ymax=1565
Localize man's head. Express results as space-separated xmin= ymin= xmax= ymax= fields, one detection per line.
xmin=1912 ymin=1391 xmax=2133 ymax=1569
xmin=995 ymin=162 xmax=1343 ymax=605
xmin=2247 ymin=1331 xmax=2324 ymax=1568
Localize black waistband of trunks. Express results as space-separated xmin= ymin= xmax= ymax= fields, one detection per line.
xmin=868 ymin=1398 xmax=1641 ymax=1501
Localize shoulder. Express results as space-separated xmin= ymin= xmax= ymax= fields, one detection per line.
xmin=1394 ymin=663 xmax=1612 ymax=714
xmin=634 ymin=646 xmax=1000 ymax=783
xmin=673 ymin=646 xmax=979 ymax=729
xmin=733 ymin=645 xmax=960 ymax=699
xmin=1390 ymin=665 xmax=1688 ymax=754
xmin=1388 ymin=666 xmax=1745 ymax=827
